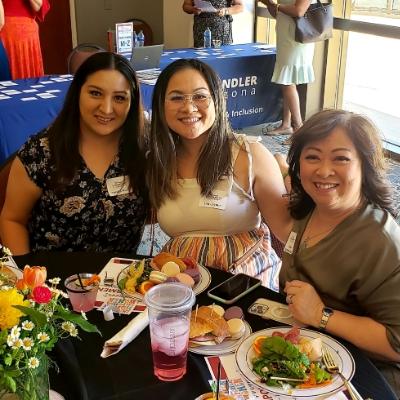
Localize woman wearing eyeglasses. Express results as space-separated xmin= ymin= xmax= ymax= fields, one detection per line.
xmin=147 ymin=59 xmax=290 ymax=290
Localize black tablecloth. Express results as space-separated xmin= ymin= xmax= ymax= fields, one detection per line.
xmin=14 ymin=252 xmax=397 ymax=400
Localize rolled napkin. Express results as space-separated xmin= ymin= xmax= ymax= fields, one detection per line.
xmin=101 ymin=310 xmax=149 ymax=358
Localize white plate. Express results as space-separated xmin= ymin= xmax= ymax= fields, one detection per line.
xmin=235 ymin=327 xmax=355 ymax=398
xmin=117 ymin=263 xmax=211 ymax=299
xmin=189 ymin=321 xmax=252 ymax=356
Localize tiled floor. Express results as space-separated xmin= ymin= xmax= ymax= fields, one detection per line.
xmin=244 ymin=123 xmax=400 ymax=223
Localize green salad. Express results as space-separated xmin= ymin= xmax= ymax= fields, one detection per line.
xmin=252 ymin=335 xmax=331 ymax=389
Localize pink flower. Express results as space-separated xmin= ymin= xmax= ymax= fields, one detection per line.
xmin=32 ymin=286 xmax=52 ymax=304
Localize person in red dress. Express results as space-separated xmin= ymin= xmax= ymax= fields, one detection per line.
xmin=0 ymin=0 xmax=50 ymax=79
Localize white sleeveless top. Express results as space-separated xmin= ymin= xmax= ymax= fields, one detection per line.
xmin=157 ymin=135 xmax=262 ymax=238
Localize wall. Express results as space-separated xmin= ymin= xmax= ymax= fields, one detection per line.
xmin=74 ymin=0 xmax=163 ymax=49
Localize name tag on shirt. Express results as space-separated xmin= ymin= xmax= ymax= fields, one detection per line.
xmin=284 ymin=231 xmax=297 ymax=255
xmin=199 ymin=190 xmax=227 ymax=210
xmin=106 ymin=176 xmax=133 ymax=196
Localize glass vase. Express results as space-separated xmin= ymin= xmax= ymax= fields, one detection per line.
xmin=15 ymin=353 xmax=50 ymax=400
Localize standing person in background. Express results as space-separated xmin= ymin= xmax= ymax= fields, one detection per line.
xmin=182 ymin=0 xmax=244 ymax=48
xmin=0 ymin=0 xmax=50 ymax=79
xmin=0 ymin=0 xmax=11 ymax=80
xmin=259 ymin=0 xmax=314 ymax=138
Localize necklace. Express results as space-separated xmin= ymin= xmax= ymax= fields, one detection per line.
xmin=300 ymin=212 xmax=337 ymax=249
xmin=301 ymin=227 xmax=336 ymax=249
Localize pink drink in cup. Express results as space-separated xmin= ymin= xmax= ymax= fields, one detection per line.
xmin=144 ymin=282 xmax=195 ymax=381
xmin=64 ymin=273 xmax=99 ymax=312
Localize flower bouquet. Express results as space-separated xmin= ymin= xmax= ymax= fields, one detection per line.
xmin=0 ymin=247 xmax=100 ymax=400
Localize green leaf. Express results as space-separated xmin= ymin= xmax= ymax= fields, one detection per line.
xmin=13 ymin=305 xmax=47 ymax=327
xmin=56 ymin=308 xmax=101 ymax=335
xmin=118 ymin=276 xmax=128 ymax=290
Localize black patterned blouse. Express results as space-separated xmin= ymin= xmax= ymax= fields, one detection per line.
xmin=18 ymin=133 xmax=148 ymax=253
xmin=193 ymin=0 xmax=233 ymax=48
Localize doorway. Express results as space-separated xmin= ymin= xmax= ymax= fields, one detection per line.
xmin=39 ymin=0 xmax=73 ymax=74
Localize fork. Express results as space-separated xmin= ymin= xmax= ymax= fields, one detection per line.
xmin=322 ymin=346 xmax=363 ymax=400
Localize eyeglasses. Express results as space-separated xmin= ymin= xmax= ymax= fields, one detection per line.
xmin=165 ymin=93 xmax=212 ymax=109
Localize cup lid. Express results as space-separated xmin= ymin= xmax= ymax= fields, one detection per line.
xmin=144 ymin=282 xmax=195 ymax=313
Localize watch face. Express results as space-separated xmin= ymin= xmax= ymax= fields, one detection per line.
xmin=323 ymin=307 xmax=334 ymax=316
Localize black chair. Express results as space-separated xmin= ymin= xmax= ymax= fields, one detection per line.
xmin=67 ymin=43 xmax=106 ymax=74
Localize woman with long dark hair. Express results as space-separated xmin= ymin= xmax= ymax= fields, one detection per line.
xmin=0 ymin=52 xmax=148 ymax=254
xmin=147 ymin=59 xmax=290 ymax=291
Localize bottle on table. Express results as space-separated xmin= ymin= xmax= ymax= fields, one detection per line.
xmin=204 ymin=27 xmax=212 ymax=48
xmin=132 ymin=30 xmax=138 ymax=48
xmin=137 ymin=30 xmax=145 ymax=47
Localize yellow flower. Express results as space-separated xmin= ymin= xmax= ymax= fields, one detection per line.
xmin=0 ymin=288 xmax=30 ymax=329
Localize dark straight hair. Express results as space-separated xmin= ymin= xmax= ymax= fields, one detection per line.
xmin=287 ymin=109 xmax=394 ymax=219
xmin=147 ymin=58 xmax=235 ymax=208
xmin=47 ymin=51 xmax=147 ymax=196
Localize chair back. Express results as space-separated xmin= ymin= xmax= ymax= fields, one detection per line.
xmin=125 ymin=19 xmax=154 ymax=46
xmin=0 ymin=154 xmax=16 ymax=217
xmin=67 ymin=43 xmax=106 ymax=74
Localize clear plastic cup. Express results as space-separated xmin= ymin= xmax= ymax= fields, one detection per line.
xmin=195 ymin=393 xmax=236 ymax=400
xmin=144 ymin=282 xmax=195 ymax=381
xmin=64 ymin=273 xmax=99 ymax=312
xmin=212 ymin=39 xmax=222 ymax=48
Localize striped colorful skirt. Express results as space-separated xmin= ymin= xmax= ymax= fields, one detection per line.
xmin=0 ymin=16 xmax=44 ymax=79
xmin=162 ymin=224 xmax=281 ymax=292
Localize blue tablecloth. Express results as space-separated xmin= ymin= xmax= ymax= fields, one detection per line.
xmin=0 ymin=43 xmax=281 ymax=165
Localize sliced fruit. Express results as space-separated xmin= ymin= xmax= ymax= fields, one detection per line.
xmin=253 ymin=335 xmax=267 ymax=355
xmin=138 ymin=280 xmax=154 ymax=295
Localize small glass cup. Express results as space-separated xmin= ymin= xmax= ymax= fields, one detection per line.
xmin=64 ymin=273 xmax=99 ymax=312
xmin=212 ymin=39 xmax=222 ymax=48
xmin=144 ymin=282 xmax=195 ymax=381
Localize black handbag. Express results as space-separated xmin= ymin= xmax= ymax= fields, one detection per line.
xmin=294 ymin=0 xmax=333 ymax=44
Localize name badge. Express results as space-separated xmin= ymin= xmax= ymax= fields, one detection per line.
xmin=284 ymin=231 xmax=297 ymax=255
xmin=106 ymin=176 xmax=133 ymax=197
xmin=198 ymin=190 xmax=227 ymax=210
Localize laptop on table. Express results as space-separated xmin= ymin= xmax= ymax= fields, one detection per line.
xmin=130 ymin=44 xmax=164 ymax=71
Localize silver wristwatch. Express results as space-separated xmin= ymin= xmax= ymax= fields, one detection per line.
xmin=319 ymin=307 xmax=333 ymax=330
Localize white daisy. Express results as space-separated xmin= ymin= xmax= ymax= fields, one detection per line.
xmin=11 ymin=339 xmax=23 ymax=350
xmin=28 ymin=357 xmax=40 ymax=369
xmin=37 ymin=332 xmax=50 ymax=343
xmin=70 ymin=328 xmax=79 ymax=337
xmin=61 ymin=321 xmax=75 ymax=333
xmin=21 ymin=320 xmax=35 ymax=331
xmin=10 ymin=325 xmax=21 ymax=339
xmin=49 ymin=277 xmax=61 ymax=285
xmin=22 ymin=337 xmax=34 ymax=351
xmin=7 ymin=335 xmax=15 ymax=347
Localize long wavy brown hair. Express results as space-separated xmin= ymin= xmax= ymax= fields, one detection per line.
xmin=147 ymin=59 xmax=236 ymax=209
xmin=288 ymin=109 xmax=394 ymax=219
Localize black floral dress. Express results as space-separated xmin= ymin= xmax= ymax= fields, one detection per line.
xmin=18 ymin=133 xmax=148 ymax=253
xmin=193 ymin=0 xmax=233 ymax=48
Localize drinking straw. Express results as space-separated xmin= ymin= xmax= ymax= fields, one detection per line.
xmin=216 ymin=360 xmax=221 ymax=400
xmin=77 ymin=273 xmax=85 ymax=289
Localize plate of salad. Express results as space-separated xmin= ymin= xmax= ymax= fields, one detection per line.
xmin=235 ymin=326 xmax=355 ymax=398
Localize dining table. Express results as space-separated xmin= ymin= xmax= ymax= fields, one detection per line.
xmin=13 ymin=251 xmax=397 ymax=400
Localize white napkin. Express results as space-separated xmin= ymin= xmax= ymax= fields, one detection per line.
xmin=101 ymin=310 xmax=149 ymax=358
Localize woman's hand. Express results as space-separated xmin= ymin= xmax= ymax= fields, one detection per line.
xmin=284 ymin=280 xmax=324 ymax=327
xmin=182 ymin=0 xmax=202 ymax=15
